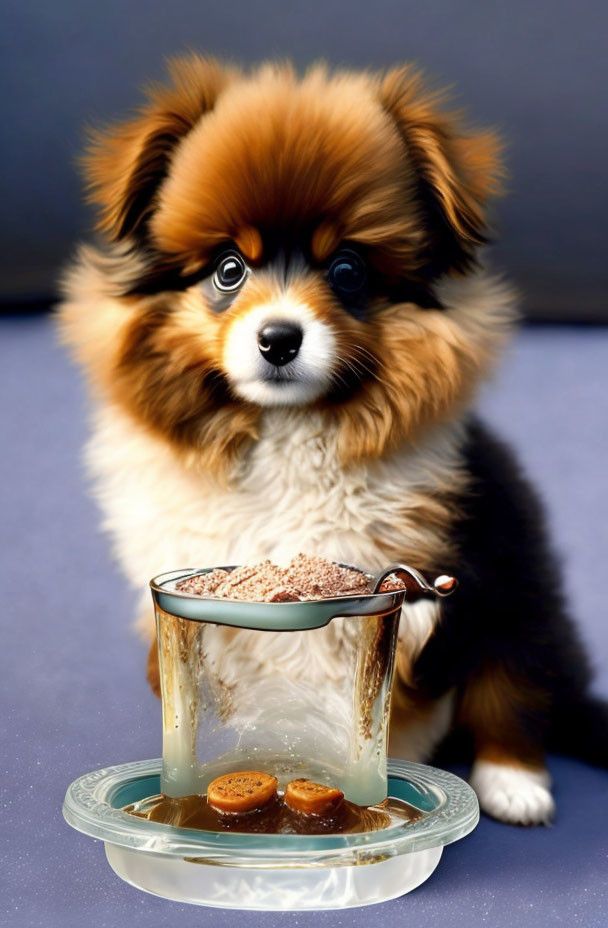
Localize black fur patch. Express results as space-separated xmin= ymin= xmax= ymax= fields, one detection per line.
xmin=414 ymin=416 xmax=600 ymax=758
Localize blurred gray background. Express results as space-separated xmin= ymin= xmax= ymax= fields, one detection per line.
xmin=1 ymin=0 xmax=607 ymax=320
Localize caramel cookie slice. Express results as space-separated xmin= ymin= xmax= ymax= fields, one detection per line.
xmin=284 ymin=778 xmax=344 ymax=816
xmin=207 ymin=771 xmax=278 ymax=814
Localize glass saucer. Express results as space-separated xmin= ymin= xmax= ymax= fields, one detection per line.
xmin=63 ymin=758 xmax=479 ymax=910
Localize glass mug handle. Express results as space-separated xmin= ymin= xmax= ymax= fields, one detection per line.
xmin=371 ymin=563 xmax=458 ymax=600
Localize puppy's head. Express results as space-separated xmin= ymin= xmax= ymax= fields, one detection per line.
xmin=62 ymin=55 xmax=514 ymax=474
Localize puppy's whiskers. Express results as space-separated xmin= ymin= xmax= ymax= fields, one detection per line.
xmin=346 ymin=344 xmax=395 ymax=390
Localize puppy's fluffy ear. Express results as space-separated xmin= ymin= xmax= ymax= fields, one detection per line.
xmin=82 ymin=54 xmax=238 ymax=241
xmin=378 ymin=65 xmax=503 ymax=275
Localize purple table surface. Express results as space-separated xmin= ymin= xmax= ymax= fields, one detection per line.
xmin=1 ymin=315 xmax=607 ymax=928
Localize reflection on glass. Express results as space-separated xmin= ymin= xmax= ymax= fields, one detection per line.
xmin=157 ymin=606 xmax=401 ymax=806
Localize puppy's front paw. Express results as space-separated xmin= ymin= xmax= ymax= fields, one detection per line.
xmin=470 ymin=760 xmax=555 ymax=826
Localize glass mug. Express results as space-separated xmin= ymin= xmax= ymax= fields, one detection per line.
xmin=150 ymin=564 xmax=456 ymax=807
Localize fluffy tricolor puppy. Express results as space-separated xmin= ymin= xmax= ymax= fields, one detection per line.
xmin=59 ymin=55 xmax=606 ymax=825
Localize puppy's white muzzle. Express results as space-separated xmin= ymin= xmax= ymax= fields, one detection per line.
xmin=223 ymin=299 xmax=336 ymax=406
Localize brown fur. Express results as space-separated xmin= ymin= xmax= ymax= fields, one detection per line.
xmin=83 ymin=55 xmax=239 ymax=241
xmin=326 ymin=302 xmax=502 ymax=464
xmin=146 ymin=636 xmax=161 ymax=698
xmin=457 ymin=664 xmax=550 ymax=769
xmin=110 ymin=289 xmax=261 ymax=478
xmin=379 ymin=65 xmax=503 ymax=274
xmin=64 ymin=55 xmax=506 ymax=481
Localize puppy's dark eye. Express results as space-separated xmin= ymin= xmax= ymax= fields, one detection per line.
xmin=327 ymin=249 xmax=367 ymax=298
xmin=212 ymin=252 xmax=249 ymax=292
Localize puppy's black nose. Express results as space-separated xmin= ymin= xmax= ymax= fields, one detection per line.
xmin=257 ymin=322 xmax=303 ymax=366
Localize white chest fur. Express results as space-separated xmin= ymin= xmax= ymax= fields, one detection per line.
xmin=86 ymin=405 xmax=462 ymax=641
xmin=88 ymin=407 xmax=461 ymax=579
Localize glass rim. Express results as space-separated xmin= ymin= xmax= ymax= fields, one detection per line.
xmin=150 ymin=565 xmax=408 ymax=632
